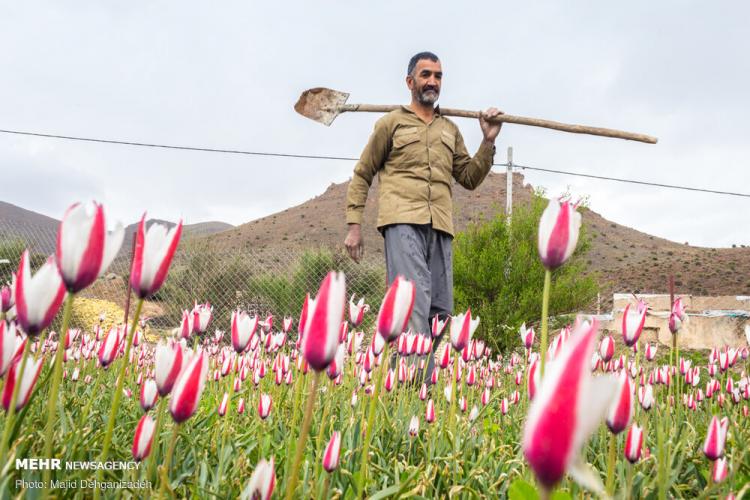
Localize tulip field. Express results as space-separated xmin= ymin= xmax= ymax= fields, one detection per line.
xmin=0 ymin=200 xmax=749 ymax=499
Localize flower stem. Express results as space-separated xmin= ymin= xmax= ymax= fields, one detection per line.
xmin=148 ymin=396 xmax=168 ymax=483
xmin=94 ymin=297 xmax=144 ymax=499
xmin=42 ymin=292 xmax=74 ymax=493
xmin=356 ymin=344 xmax=388 ymax=497
xmin=656 ymin=404 xmax=667 ymax=500
xmin=285 ymin=370 xmax=320 ymax=500
xmin=539 ymin=269 xmax=552 ymax=377
xmin=605 ymin=432 xmax=616 ymax=495
xmin=448 ymin=351 xmax=459 ymax=474
xmin=283 ymin=367 xmax=305 ymax=481
xmin=0 ymin=336 xmax=32 ymax=466
xmin=159 ymin=422 xmax=180 ymax=497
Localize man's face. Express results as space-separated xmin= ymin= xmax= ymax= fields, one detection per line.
xmin=407 ymin=59 xmax=442 ymax=106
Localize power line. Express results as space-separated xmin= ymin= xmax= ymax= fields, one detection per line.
xmin=503 ymin=163 xmax=750 ymax=199
xmin=1 ymin=127 xmax=749 ymax=199
xmin=0 ymin=128 xmax=359 ymax=162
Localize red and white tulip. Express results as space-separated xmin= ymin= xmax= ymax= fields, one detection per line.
xmin=537 ymin=198 xmax=581 ymax=270
xmin=129 ymin=215 xmax=182 ymax=299
xmin=55 ymin=201 xmax=124 ymax=293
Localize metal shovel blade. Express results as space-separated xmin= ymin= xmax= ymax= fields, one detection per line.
xmin=294 ymin=87 xmax=350 ymax=126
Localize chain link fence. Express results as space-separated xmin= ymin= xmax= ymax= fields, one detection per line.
xmin=0 ymin=218 xmax=386 ymax=336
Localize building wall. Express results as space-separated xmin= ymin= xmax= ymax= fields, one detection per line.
xmin=600 ymin=294 xmax=750 ymax=350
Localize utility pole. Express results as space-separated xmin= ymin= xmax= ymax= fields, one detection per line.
xmin=506 ymin=146 xmax=513 ymax=225
xmin=503 ymin=147 xmax=514 ymax=280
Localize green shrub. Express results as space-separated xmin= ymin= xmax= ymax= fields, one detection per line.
xmin=453 ymin=192 xmax=599 ymax=353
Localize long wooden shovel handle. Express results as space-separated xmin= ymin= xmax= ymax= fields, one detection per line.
xmin=341 ymin=104 xmax=657 ymax=144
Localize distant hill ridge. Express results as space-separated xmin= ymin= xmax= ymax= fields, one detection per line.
xmin=0 ymin=201 xmax=233 ymax=255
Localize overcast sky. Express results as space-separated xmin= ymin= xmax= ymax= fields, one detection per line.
xmin=1 ymin=2 xmax=748 ymax=247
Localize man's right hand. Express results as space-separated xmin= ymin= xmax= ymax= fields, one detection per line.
xmin=345 ymin=224 xmax=364 ymax=263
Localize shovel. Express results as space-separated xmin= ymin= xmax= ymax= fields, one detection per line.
xmin=295 ymin=87 xmax=657 ymax=144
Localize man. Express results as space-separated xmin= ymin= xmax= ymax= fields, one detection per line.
xmin=344 ymin=51 xmax=502 ymax=381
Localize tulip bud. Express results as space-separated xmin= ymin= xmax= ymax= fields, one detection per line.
xmin=169 ymin=351 xmax=209 ymax=423
xmin=322 ymin=431 xmax=341 ymax=473
xmin=624 ymin=424 xmax=643 ymax=463
xmin=376 ymin=277 xmax=416 ymax=342
xmin=537 ymin=198 xmax=581 ymax=270
xmin=139 ymin=379 xmax=158 ymax=412
xmin=240 ymin=458 xmax=275 ymax=500
xmin=258 ymin=393 xmax=272 ymax=420
xmin=132 ymin=414 xmax=155 ymax=461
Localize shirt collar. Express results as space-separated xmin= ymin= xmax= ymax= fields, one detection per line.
xmin=400 ymin=104 xmax=442 ymax=117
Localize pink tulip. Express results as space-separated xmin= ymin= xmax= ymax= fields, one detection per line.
xmin=302 ymin=272 xmax=346 ymax=371
xmin=191 ymin=302 xmax=212 ymax=334
xmin=0 ymin=321 xmax=25 ymax=377
xmin=668 ymin=297 xmax=687 ymax=334
xmin=431 ymin=315 xmax=449 ymax=339
xmin=624 ymin=424 xmax=643 ymax=463
xmin=621 ymin=300 xmax=647 ymax=347
xmin=523 ymin=317 xmax=617 ymax=494
xmin=298 ymin=293 xmax=315 ymax=340
xmin=322 ymin=431 xmax=341 ymax=473
xmin=56 ymin=201 xmax=124 ymax=293
xmin=599 ymin=336 xmax=614 ymax=363
xmin=703 ymin=415 xmax=728 ymax=461
xmin=179 ymin=310 xmax=193 ymax=340
xmin=218 ymin=392 xmax=229 ymax=416
xmin=481 ymin=387 xmax=491 ymax=406
xmin=408 ymin=415 xmax=420 ymax=437
xmin=131 ymin=414 xmax=156 ymax=461
xmin=282 ymin=316 xmax=293 ymax=334
xmin=169 ymin=350 xmax=209 ymax=423
xmin=154 ymin=342 xmax=183 ymax=396
xmin=425 ymin=399 xmax=436 ymax=423
xmin=520 ymin=323 xmax=535 ymax=349
xmin=419 ymin=383 xmax=427 ymax=401
xmin=14 ymin=252 xmax=65 ymax=336
xmin=232 ymin=310 xmax=259 ymax=353
xmin=639 ymin=384 xmax=655 ymax=411
xmin=0 ymin=280 xmax=14 ymax=313
xmin=645 ymin=343 xmax=657 ymax=361
xmin=237 ymin=398 xmax=246 ymax=414
xmin=258 ymin=393 xmax=272 ymax=420
xmin=527 ymin=360 xmax=539 ymax=400
xmin=712 ymin=457 xmax=728 ymax=483
xmin=537 ymin=198 xmax=581 ymax=270
xmin=384 ymin=369 xmax=395 ymax=392
xmin=1 ymin=356 xmax=43 ymax=411
xmin=349 ymin=294 xmax=369 ymax=327
xmin=139 ymin=379 xmax=158 ymax=411
xmin=98 ymin=326 xmax=121 ymax=368
xmin=376 ymin=276 xmax=416 ymax=342
xmin=450 ymin=309 xmax=480 ymax=352
xmin=500 ymin=398 xmax=509 ymax=415
xmin=606 ymin=371 xmax=633 ymax=434
xmin=241 ymin=458 xmax=276 ymax=500
xmin=129 ymin=215 xmax=182 ymax=299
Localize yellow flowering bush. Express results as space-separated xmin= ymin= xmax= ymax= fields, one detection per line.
xmin=70 ymin=297 xmax=124 ymax=333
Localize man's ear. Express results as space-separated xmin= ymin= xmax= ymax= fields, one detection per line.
xmin=405 ymin=75 xmax=414 ymax=90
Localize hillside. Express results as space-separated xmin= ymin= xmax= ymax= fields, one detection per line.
xmin=204 ymin=172 xmax=750 ymax=305
xmin=0 ymin=204 xmax=233 ymax=256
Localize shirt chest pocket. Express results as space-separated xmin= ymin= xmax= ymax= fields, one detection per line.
xmin=390 ymin=127 xmax=422 ymax=168
xmin=440 ymin=130 xmax=456 ymax=154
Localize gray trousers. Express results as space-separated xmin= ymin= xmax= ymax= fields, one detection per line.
xmin=383 ymin=224 xmax=453 ymax=383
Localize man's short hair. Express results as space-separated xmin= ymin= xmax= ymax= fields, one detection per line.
xmin=407 ymin=52 xmax=440 ymax=76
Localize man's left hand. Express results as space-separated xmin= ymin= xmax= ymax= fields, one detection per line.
xmin=479 ymin=107 xmax=504 ymax=143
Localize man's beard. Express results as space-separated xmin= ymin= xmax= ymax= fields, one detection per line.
xmin=416 ymin=86 xmax=439 ymax=105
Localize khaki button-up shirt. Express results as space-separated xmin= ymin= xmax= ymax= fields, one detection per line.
xmin=345 ymin=105 xmax=495 ymax=237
